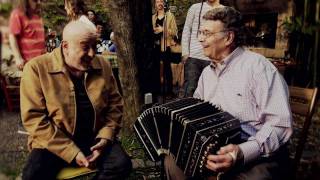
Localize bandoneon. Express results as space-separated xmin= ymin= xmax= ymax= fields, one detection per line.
xmin=134 ymin=98 xmax=241 ymax=177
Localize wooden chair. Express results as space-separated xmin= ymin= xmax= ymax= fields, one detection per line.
xmin=289 ymin=86 xmax=318 ymax=176
xmin=0 ymin=75 xmax=20 ymax=111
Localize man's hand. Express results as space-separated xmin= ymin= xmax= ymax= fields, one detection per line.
xmin=181 ymin=55 xmax=188 ymax=64
xmin=87 ymin=138 xmax=109 ymax=164
xmin=75 ymin=151 xmax=89 ymax=167
xmin=15 ymin=58 xmax=25 ymax=70
xmin=206 ymin=144 xmax=242 ymax=173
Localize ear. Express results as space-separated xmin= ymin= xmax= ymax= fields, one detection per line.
xmin=61 ymin=40 xmax=68 ymax=50
xmin=225 ymin=31 xmax=235 ymax=47
xmin=61 ymin=40 xmax=69 ymax=55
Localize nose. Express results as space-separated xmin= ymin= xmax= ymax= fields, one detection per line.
xmin=198 ymin=33 xmax=205 ymax=42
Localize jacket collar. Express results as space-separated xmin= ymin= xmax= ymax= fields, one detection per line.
xmin=48 ymin=46 xmax=102 ymax=73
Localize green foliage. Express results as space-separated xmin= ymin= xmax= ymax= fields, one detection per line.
xmin=120 ymin=132 xmax=147 ymax=160
xmin=282 ymin=17 xmax=319 ymax=36
xmin=40 ymin=0 xmax=111 ymax=35
xmin=0 ymin=3 xmax=13 ymax=18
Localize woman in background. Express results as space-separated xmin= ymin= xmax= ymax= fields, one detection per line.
xmin=8 ymin=0 xmax=46 ymax=70
xmin=152 ymin=0 xmax=178 ymax=98
xmin=64 ymin=0 xmax=95 ymax=29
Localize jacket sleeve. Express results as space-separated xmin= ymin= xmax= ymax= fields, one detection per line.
xmin=166 ymin=12 xmax=178 ymax=37
xmin=20 ymin=62 xmax=80 ymax=163
xmin=96 ymin=59 xmax=123 ymax=141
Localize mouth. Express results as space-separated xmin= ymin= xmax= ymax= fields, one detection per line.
xmin=202 ymin=44 xmax=209 ymax=49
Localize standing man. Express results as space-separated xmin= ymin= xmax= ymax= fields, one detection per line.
xmin=20 ymin=21 xmax=132 ymax=180
xmin=181 ymin=0 xmax=223 ymax=97
xmin=9 ymin=0 xmax=46 ymax=70
xmin=166 ymin=7 xmax=292 ymax=180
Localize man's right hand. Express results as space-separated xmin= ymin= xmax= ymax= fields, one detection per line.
xmin=15 ymin=58 xmax=25 ymax=70
xmin=75 ymin=151 xmax=89 ymax=167
xmin=181 ymin=55 xmax=188 ymax=64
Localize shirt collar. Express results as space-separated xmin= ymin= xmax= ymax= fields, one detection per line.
xmin=210 ymin=47 xmax=244 ymax=70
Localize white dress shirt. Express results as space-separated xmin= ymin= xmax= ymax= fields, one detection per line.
xmin=194 ymin=47 xmax=293 ymax=164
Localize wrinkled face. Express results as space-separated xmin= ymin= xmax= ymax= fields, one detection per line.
xmin=28 ymin=0 xmax=41 ymax=13
xmin=63 ymin=34 xmax=97 ymax=72
xmin=198 ymin=20 xmax=229 ymax=60
xmin=87 ymin=11 xmax=95 ymax=21
xmin=155 ymin=0 xmax=164 ymax=11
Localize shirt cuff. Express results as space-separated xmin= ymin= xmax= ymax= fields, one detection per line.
xmin=238 ymin=140 xmax=261 ymax=164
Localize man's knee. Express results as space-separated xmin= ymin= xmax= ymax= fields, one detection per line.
xmin=22 ymin=149 xmax=65 ymax=180
xmin=164 ymin=155 xmax=186 ymax=180
xmin=97 ymin=143 xmax=132 ymax=178
xmin=22 ymin=163 xmax=45 ymax=180
xmin=113 ymin=152 xmax=132 ymax=173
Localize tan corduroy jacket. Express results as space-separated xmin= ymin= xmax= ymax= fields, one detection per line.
xmin=152 ymin=10 xmax=178 ymax=52
xmin=20 ymin=47 xmax=123 ymax=163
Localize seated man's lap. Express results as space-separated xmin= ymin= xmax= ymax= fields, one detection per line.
xmin=221 ymin=148 xmax=290 ymax=180
xmin=22 ymin=148 xmax=68 ymax=180
xmin=165 ymin=148 xmax=290 ymax=180
xmin=23 ymin=141 xmax=132 ymax=180
xmin=95 ymin=141 xmax=132 ymax=179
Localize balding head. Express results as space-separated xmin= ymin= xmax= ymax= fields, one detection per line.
xmin=63 ymin=20 xmax=97 ymax=43
xmin=61 ymin=21 xmax=97 ymax=76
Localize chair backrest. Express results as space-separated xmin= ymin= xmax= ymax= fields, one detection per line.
xmin=289 ymin=86 xmax=318 ymax=173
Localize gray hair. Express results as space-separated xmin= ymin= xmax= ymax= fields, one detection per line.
xmin=203 ymin=6 xmax=246 ymax=47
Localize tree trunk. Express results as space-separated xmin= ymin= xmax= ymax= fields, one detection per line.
xmin=105 ymin=0 xmax=154 ymax=132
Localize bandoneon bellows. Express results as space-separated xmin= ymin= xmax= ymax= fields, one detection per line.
xmin=134 ymin=98 xmax=241 ymax=177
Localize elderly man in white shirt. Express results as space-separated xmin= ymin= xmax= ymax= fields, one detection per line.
xmin=165 ymin=6 xmax=292 ymax=180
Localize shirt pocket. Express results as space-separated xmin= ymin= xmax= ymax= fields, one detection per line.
xmin=222 ymin=82 xmax=257 ymax=120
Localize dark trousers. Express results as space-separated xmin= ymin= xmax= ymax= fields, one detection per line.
xmin=182 ymin=58 xmax=210 ymax=97
xmin=162 ymin=57 xmax=173 ymax=95
xmin=22 ymin=141 xmax=132 ymax=180
xmin=220 ymin=145 xmax=290 ymax=180
xmin=165 ymin=145 xmax=290 ymax=180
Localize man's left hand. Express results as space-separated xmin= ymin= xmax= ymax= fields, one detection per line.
xmin=206 ymin=144 xmax=241 ymax=173
xmin=87 ymin=139 xmax=109 ymax=163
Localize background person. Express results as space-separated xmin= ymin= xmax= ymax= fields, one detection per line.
xmin=152 ymin=0 xmax=178 ymax=98
xmin=181 ymin=0 xmax=224 ymax=97
xmin=8 ymin=0 xmax=46 ymax=70
xmin=64 ymin=0 xmax=96 ymax=29
xmin=87 ymin=9 xmax=96 ymax=24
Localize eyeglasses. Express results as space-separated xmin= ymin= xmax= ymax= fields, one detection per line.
xmin=197 ymin=30 xmax=228 ymax=38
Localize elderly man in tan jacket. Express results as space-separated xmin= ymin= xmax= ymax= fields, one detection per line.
xmin=20 ymin=21 xmax=132 ymax=180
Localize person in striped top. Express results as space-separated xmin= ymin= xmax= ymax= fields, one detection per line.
xmin=9 ymin=0 xmax=46 ymax=70
xmin=181 ymin=0 xmax=224 ymax=97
